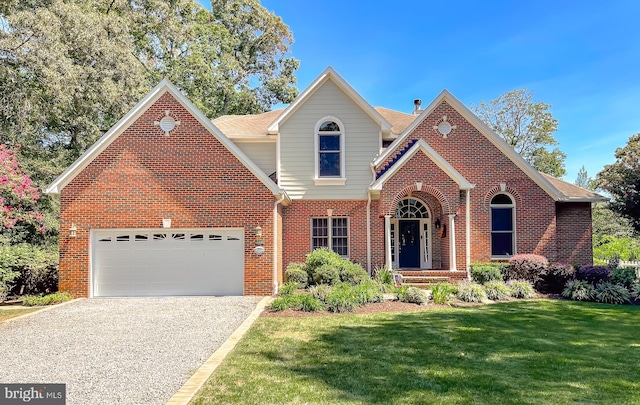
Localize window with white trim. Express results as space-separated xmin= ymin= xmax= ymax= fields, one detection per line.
xmin=490 ymin=193 xmax=515 ymax=257
xmin=314 ymin=117 xmax=345 ymax=184
xmin=311 ymin=217 xmax=349 ymax=257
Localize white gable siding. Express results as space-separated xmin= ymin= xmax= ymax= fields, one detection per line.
xmin=234 ymin=141 xmax=276 ymax=176
xmin=279 ymin=80 xmax=380 ymax=200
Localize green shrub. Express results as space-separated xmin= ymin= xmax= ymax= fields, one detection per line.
xmin=325 ymin=283 xmax=359 ymax=313
xmin=339 ymin=262 xmax=368 ymax=285
xmin=399 ymin=287 xmax=429 ymax=305
xmin=373 ymin=266 xmax=395 ymax=287
xmin=507 ymin=254 xmax=549 ymax=283
xmin=0 ymin=266 xmax=19 ymax=302
xmin=298 ymin=294 xmax=324 ymax=312
xmin=507 ymin=280 xmax=536 ymax=299
xmin=22 ymin=291 xmax=72 ymax=307
xmin=394 ymin=285 xmax=409 ymax=302
xmin=456 ymin=281 xmax=487 ymax=303
xmin=631 ymin=281 xmax=640 ymax=299
xmin=313 ymin=264 xmax=341 ymax=285
xmin=269 ymin=293 xmax=303 ymax=312
xmin=284 ymin=263 xmax=308 ymax=287
xmin=595 ymin=283 xmax=630 ymax=304
xmin=0 ymin=244 xmax=58 ymax=295
xmin=352 ymin=279 xmax=384 ymax=305
xmin=576 ymin=265 xmax=611 ymax=285
xmin=430 ymin=282 xmax=457 ymax=304
xmin=309 ymin=284 xmax=332 ymax=302
xmin=278 ymin=281 xmax=300 ymax=296
xmin=562 ymin=280 xmax=597 ymax=302
xmin=471 ymin=264 xmax=502 ymax=284
xmin=536 ymin=263 xmax=575 ymax=294
xmin=483 ymin=280 xmax=512 ymax=301
xmin=610 ymin=268 xmax=637 ymax=289
xmin=305 ymin=248 xmax=343 ymax=281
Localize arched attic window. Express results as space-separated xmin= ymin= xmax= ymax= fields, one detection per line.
xmin=490 ymin=193 xmax=515 ymax=258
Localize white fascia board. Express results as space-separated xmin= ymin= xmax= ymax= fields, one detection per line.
xmin=46 ymin=79 xmax=285 ymax=199
xmin=372 ymin=89 xmax=564 ymax=201
xmin=267 ymin=66 xmax=392 ymax=134
xmin=370 ymin=139 xmax=473 ymax=190
xmin=227 ymin=135 xmax=277 ymax=143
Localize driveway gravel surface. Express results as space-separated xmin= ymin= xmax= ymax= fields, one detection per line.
xmin=0 ymin=296 xmax=262 ymax=405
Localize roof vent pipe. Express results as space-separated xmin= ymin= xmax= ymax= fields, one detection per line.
xmin=413 ymin=99 xmax=422 ymax=115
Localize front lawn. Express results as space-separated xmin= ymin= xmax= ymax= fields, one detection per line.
xmin=0 ymin=307 xmax=39 ymax=322
xmin=192 ymin=300 xmax=640 ymax=404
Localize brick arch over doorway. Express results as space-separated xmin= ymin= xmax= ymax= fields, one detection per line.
xmin=382 ymin=183 xmax=452 ymax=217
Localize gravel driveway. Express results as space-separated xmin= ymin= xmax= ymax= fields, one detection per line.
xmin=0 ymin=296 xmax=262 ymax=404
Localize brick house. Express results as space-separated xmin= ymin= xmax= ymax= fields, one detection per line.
xmin=46 ymin=67 xmax=605 ymax=297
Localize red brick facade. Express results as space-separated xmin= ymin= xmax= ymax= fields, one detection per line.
xmin=54 ymin=80 xmax=596 ymax=297
xmin=58 ymin=92 xmax=278 ymax=297
xmin=374 ymin=101 xmax=583 ymax=266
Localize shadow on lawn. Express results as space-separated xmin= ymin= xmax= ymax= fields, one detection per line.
xmin=266 ymin=300 xmax=640 ymax=404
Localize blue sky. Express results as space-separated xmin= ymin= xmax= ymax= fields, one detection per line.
xmin=200 ymin=0 xmax=640 ymax=183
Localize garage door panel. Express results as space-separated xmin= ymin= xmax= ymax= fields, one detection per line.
xmin=92 ymin=228 xmax=244 ymax=297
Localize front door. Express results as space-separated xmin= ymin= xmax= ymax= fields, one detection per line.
xmin=399 ymin=220 xmax=420 ymax=268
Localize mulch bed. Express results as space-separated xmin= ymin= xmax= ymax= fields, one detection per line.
xmin=259 ymin=297 xmax=553 ymax=318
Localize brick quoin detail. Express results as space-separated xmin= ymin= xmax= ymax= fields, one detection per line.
xmin=59 ymin=92 xmax=278 ymax=297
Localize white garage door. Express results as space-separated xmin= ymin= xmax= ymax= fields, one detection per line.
xmin=92 ymin=228 xmax=244 ymax=297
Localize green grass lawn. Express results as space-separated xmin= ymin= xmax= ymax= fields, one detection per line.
xmin=192 ymin=300 xmax=640 ymax=405
xmin=0 ymin=307 xmax=39 ymax=322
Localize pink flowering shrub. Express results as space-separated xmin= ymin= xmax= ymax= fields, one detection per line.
xmin=507 ymin=254 xmax=549 ymax=283
xmin=0 ymin=145 xmax=45 ymax=243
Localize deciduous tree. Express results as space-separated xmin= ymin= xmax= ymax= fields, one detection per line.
xmin=0 ymin=145 xmax=45 ymax=244
xmin=474 ymin=89 xmax=566 ymax=177
xmin=0 ymin=0 xmax=299 ymax=182
xmin=597 ymin=133 xmax=640 ymax=234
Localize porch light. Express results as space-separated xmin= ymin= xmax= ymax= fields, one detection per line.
xmin=162 ymin=218 xmax=172 ymax=228
xmin=434 ymin=219 xmax=441 ymax=230
xmin=69 ymin=224 xmax=77 ymax=238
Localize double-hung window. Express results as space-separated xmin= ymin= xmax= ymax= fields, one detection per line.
xmin=490 ymin=193 xmax=515 ymax=258
xmin=311 ymin=217 xmax=349 ymax=257
xmin=314 ymin=117 xmax=345 ymax=185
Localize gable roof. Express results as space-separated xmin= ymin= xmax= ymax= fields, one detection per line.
xmin=211 ymin=106 xmax=413 ymax=138
xmin=266 ymin=66 xmax=392 ymax=134
xmin=45 ymin=79 xmax=290 ymax=203
xmin=540 ymin=173 xmax=607 ymax=202
xmin=213 ymin=108 xmax=283 ymax=138
xmin=373 ymin=89 xmax=603 ymax=202
xmin=374 ymin=107 xmax=417 ymax=135
xmin=370 ymin=139 xmax=474 ymax=191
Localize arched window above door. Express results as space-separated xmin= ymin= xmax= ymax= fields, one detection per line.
xmin=395 ymin=198 xmax=430 ymax=218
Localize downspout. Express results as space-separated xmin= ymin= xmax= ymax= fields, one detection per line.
xmin=366 ymin=162 xmax=377 ymax=277
xmin=273 ymin=193 xmax=286 ymax=294
xmin=366 ymin=190 xmax=372 ymax=276
xmin=465 ymin=189 xmax=472 ymax=281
